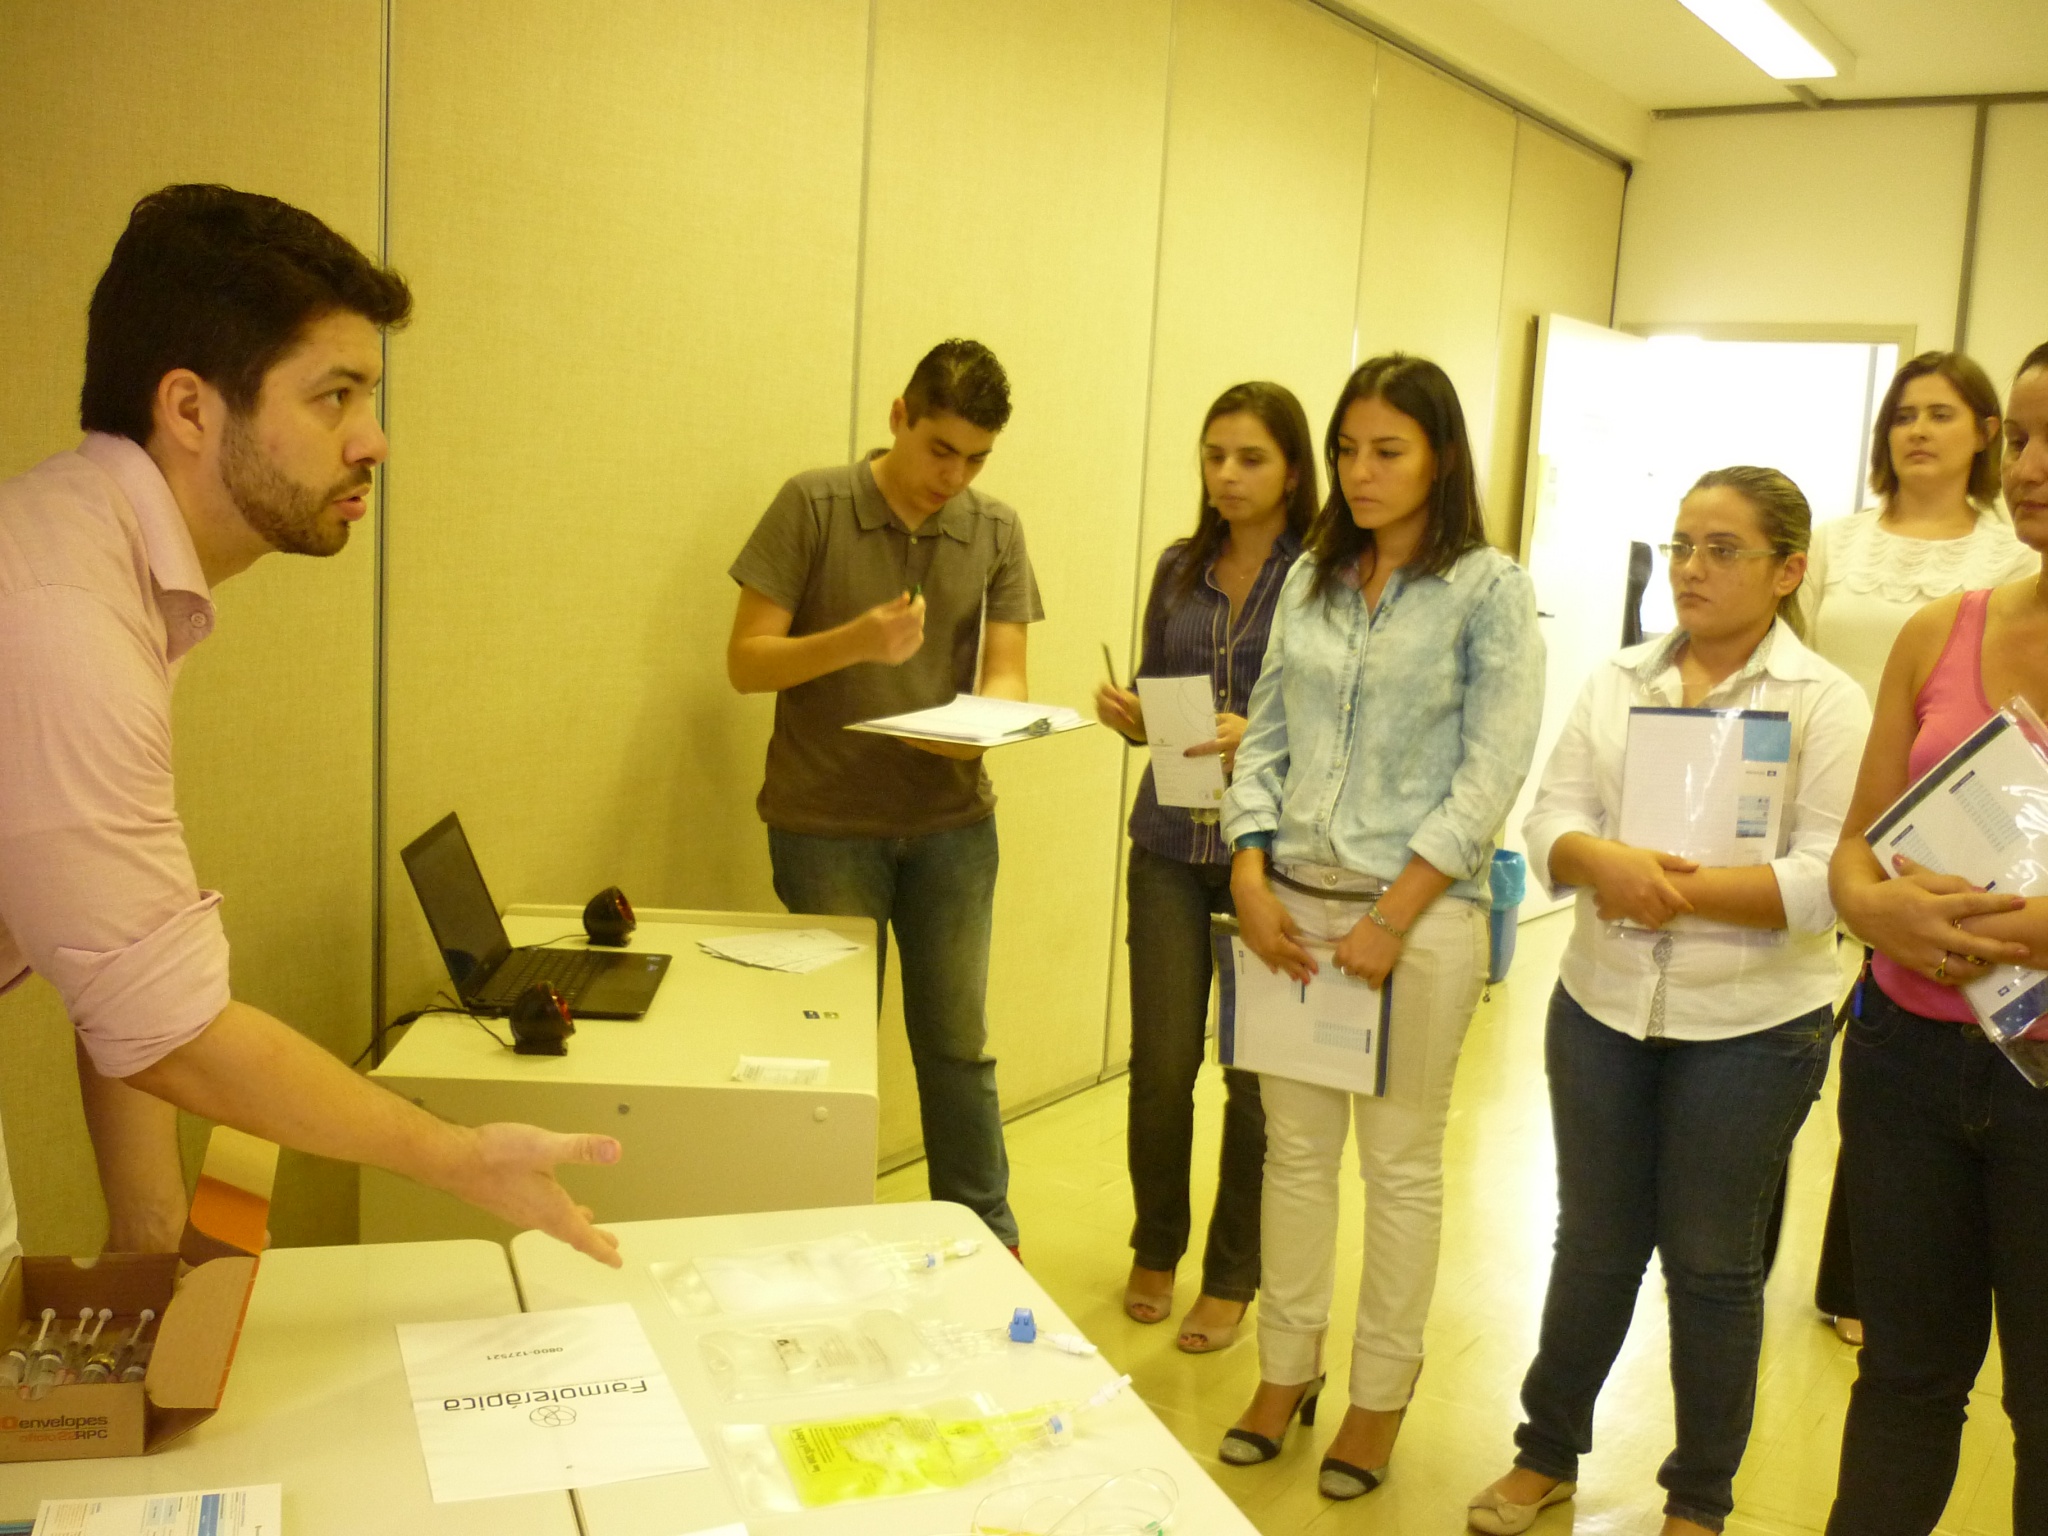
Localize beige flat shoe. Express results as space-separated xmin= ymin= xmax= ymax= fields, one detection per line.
xmin=1467 ymin=1476 xmax=1576 ymax=1534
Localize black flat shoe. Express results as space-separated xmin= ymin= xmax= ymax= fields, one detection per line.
xmin=1218 ymin=1374 xmax=1324 ymax=1466
xmin=1319 ymin=1454 xmax=1388 ymax=1499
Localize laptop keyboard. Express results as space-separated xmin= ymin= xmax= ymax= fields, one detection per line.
xmin=482 ymin=946 xmax=609 ymax=1007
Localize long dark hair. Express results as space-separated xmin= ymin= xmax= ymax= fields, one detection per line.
xmin=1306 ymin=354 xmax=1487 ymax=602
xmin=1165 ymin=382 xmax=1319 ymax=603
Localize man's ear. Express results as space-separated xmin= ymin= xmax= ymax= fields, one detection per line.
xmin=150 ymin=368 xmax=214 ymax=457
xmin=888 ymin=396 xmax=909 ymax=435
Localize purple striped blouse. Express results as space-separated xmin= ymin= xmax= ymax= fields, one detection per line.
xmin=1127 ymin=530 xmax=1302 ymax=865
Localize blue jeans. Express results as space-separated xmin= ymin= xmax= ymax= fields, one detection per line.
xmin=767 ymin=818 xmax=1016 ymax=1247
xmin=1827 ymin=980 xmax=2048 ymax=1536
xmin=1123 ymin=844 xmax=1263 ymax=1300
xmin=1514 ymin=984 xmax=1830 ymax=1531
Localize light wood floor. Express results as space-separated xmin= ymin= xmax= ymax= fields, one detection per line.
xmin=879 ymin=909 xmax=2018 ymax=1535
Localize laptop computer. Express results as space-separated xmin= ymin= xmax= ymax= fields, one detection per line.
xmin=400 ymin=812 xmax=670 ymax=1018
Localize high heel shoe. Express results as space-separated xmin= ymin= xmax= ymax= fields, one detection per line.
xmin=1218 ymin=1374 xmax=1324 ymax=1466
xmin=1318 ymin=1405 xmax=1401 ymax=1499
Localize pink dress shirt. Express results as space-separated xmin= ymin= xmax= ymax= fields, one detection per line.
xmin=0 ymin=433 xmax=232 ymax=1077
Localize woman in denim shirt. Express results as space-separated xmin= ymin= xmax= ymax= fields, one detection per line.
xmin=1217 ymin=355 xmax=1543 ymax=1499
xmin=1096 ymin=382 xmax=1317 ymax=1354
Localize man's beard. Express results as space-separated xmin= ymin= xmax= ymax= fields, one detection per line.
xmin=220 ymin=413 xmax=368 ymax=557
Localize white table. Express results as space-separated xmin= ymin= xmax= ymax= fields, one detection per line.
xmin=365 ymin=906 xmax=880 ymax=1244
xmin=0 ymin=1240 xmax=576 ymax=1535
xmin=511 ymin=1201 xmax=1258 ymax=1535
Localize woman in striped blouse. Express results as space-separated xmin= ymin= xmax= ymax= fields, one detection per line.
xmin=1096 ymin=381 xmax=1317 ymax=1354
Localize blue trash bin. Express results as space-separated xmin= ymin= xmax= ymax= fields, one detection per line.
xmin=1487 ymin=848 xmax=1527 ymax=985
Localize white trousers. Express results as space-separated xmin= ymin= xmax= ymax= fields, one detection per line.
xmin=1255 ymin=877 xmax=1488 ymax=1409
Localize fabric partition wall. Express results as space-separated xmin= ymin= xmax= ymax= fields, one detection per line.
xmin=852 ymin=0 xmax=1176 ymax=1156
xmin=0 ymin=1 xmax=385 ymax=1249
xmin=378 ymin=0 xmax=872 ymax=1020
xmin=1103 ymin=0 xmax=1377 ymax=1071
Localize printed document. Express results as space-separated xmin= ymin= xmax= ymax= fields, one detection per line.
xmin=31 ymin=1487 xmax=280 ymax=1536
xmin=848 ymin=695 xmax=1089 ymax=747
xmin=698 ymin=928 xmax=865 ymax=973
xmin=1217 ymin=937 xmax=1390 ymax=1096
xmin=1867 ymin=711 xmax=2048 ymax=1042
xmin=397 ymin=1302 xmax=707 ymax=1503
xmin=1619 ymin=707 xmax=1791 ymax=866
xmin=1137 ymin=675 xmax=1226 ymax=809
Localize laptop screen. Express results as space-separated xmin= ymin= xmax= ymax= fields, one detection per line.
xmin=400 ymin=813 xmax=512 ymax=994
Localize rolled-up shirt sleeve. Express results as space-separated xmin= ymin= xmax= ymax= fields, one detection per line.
xmin=1522 ymin=671 xmax=1607 ymax=902
xmin=1769 ymin=671 xmax=1872 ymax=935
xmin=0 ymin=586 xmax=229 ymax=1076
xmin=1221 ymin=571 xmax=1294 ymax=846
xmin=1407 ymin=564 xmax=1545 ymax=881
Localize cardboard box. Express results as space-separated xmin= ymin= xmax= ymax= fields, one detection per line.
xmin=0 ymin=1126 xmax=277 ymax=1462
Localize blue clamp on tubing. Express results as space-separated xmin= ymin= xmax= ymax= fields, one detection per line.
xmin=1008 ymin=1307 xmax=1037 ymax=1343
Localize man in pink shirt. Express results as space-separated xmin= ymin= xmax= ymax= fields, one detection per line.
xmin=0 ymin=184 xmax=622 ymax=1266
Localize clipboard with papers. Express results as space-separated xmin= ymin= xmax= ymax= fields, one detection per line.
xmin=1212 ymin=925 xmax=1391 ymax=1097
xmin=847 ymin=694 xmax=1091 ymax=748
xmin=1618 ymin=706 xmax=1792 ymax=867
xmin=1865 ymin=700 xmax=2048 ymax=1085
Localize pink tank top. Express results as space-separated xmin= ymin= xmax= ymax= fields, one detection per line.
xmin=1872 ymin=589 xmax=1995 ymax=1022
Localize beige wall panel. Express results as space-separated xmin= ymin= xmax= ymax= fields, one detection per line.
xmin=0 ymin=2 xmax=382 ymax=1249
xmin=1967 ymin=104 xmax=2048 ymax=398
xmin=854 ymin=0 xmax=1173 ymax=1150
xmin=1103 ymin=0 xmax=1375 ymax=1072
xmin=1355 ymin=50 xmax=1515 ymax=508
xmin=381 ymin=0 xmax=870 ymax=1018
xmin=1614 ymin=109 xmax=1976 ymax=354
xmin=1487 ymin=122 xmax=1626 ymax=553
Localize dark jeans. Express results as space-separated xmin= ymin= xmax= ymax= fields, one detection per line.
xmin=767 ymin=818 xmax=1016 ymax=1248
xmin=1123 ymin=844 xmax=1264 ymax=1301
xmin=1827 ymin=981 xmax=2048 ymax=1536
xmin=1515 ymin=985 xmax=1830 ymax=1532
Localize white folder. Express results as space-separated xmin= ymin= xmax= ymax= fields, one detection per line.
xmin=1215 ymin=935 xmax=1390 ymax=1097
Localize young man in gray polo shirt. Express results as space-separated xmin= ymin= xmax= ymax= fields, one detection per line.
xmin=726 ymin=340 xmax=1042 ymax=1251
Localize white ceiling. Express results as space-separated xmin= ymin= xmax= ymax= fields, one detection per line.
xmin=1455 ymin=0 xmax=2048 ymax=110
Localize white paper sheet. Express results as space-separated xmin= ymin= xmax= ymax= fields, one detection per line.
xmin=397 ymin=1302 xmax=707 ymax=1503
xmin=1867 ymin=711 xmax=2048 ymax=1041
xmin=1218 ymin=938 xmax=1390 ymax=1096
xmin=847 ymin=695 xmax=1089 ymax=747
xmin=32 ymin=1487 xmax=281 ymax=1536
xmin=731 ymin=1055 xmax=830 ymax=1086
xmin=1618 ymin=707 xmax=1790 ymax=867
xmin=1136 ymin=675 xmax=1226 ymax=809
xmin=697 ymin=928 xmax=865 ymax=974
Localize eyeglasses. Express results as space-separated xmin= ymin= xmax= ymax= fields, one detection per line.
xmin=1659 ymin=540 xmax=1781 ymax=569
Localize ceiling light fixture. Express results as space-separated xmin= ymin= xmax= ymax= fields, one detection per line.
xmin=1674 ymin=0 xmax=1853 ymax=81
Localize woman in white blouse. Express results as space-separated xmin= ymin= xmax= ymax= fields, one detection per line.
xmin=1467 ymin=468 xmax=1870 ymax=1536
xmin=1798 ymin=350 xmax=2032 ymax=1343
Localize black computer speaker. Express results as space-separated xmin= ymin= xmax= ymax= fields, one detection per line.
xmin=509 ymin=981 xmax=575 ymax=1055
xmin=583 ymin=886 xmax=636 ymax=947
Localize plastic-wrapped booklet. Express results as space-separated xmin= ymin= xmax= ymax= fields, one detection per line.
xmin=1865 ymin=698 xmax=2048 ymax=1085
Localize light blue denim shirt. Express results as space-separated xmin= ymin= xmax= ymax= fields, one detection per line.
xmin=1222 ymin=544 xmax=1546 ymax=905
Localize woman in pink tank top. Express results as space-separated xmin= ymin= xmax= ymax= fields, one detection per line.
xmin=1824 ymin=344 xmax=2048 ymax=1536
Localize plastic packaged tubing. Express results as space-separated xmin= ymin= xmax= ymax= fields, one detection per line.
xmin=919 ymin=1318 xmax=1099 ymax=1362
xmin=723 ymin=1375 xmax=1136 ymax=1512
xmin=970 ymin=1467 xmax=1180 ymax=1535
xmin=2 ymin=1309 xmax=55 ymax=1389
xmin=700 ymin=1309 xmax=945 ymax=1401
xmin=657 ymin=1232 xmax=982 ymax=1318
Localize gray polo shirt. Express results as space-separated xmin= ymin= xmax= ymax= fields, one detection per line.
xmin=730 ymin=453 xmax=1044 ymax=839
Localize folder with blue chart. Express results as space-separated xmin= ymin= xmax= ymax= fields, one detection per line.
xmin=1213 ymin=928 xmax=1392 ymax=1097
xmin=1866 ymin=704 xmax=2048 ymax=1082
